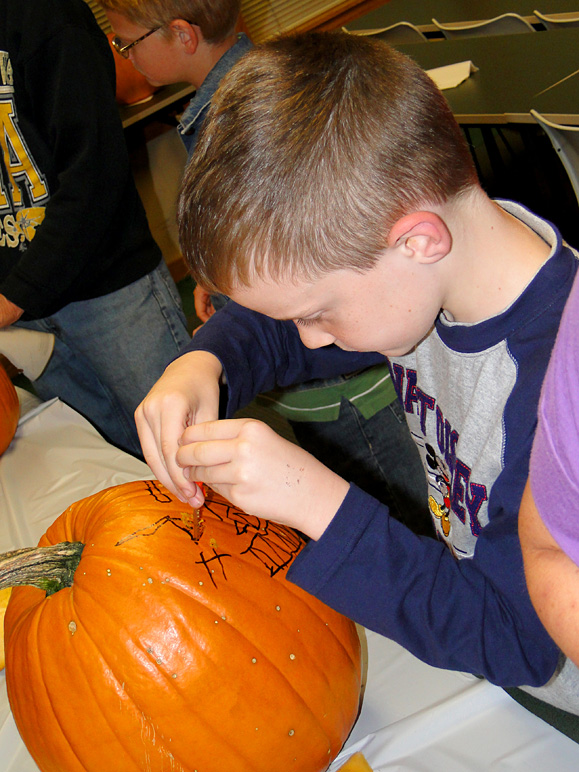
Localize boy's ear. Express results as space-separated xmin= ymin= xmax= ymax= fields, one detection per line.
xmin=387 ymin=211 xmax=451 ymax=263
xmin=168 ymin=19 xmax=200 ymax=53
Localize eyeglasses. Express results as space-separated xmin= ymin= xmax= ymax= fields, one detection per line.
xmin=111 ymin=27 xmax=161 ymax=58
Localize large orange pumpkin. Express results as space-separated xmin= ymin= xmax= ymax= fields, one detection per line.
xmin=107 ymin=33 xmax=159 ymax=105
xmin=3 ymin=481 xmax=361 ymax=772
xmin=0 ymin=363 xmax=19 ymax=455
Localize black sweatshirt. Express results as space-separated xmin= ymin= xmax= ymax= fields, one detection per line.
xmin=0 ymin=0 xmax=161 ymax=320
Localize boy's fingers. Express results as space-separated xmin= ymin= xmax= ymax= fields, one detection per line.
xmin=137 ymin=413 xmax=198 ymax=502
xmin=181 ymin=418 xmax=251 ymax=444
xmin=176 ymin=437 xmax=240 ymax=470
xmin=139 ymin=425 xmax=181 ymax=495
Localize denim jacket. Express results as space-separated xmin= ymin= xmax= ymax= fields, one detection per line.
xmin=178 ymin=33 xmax=253 ymax=159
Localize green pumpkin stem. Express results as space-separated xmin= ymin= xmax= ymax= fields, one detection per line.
xmin=0 ymin=542 xmax=85 ymax=596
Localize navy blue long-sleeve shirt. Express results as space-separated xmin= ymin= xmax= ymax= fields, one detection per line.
xmin=183 ymin=202 xmax=579 ymax=710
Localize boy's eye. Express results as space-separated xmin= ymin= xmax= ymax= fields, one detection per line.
xmin=294 ymin=317 xmax=320 ymax=328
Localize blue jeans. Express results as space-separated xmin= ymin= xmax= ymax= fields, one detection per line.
xmin=290 ymin=398 xmax=431 ymax=536
xmin=16 ymin=261 xmax=189 ymax=457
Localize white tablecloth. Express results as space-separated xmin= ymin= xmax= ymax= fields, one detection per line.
xmin=1 ymin=397 xmax=578 ymax=771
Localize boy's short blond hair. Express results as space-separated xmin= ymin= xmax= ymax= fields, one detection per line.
xmin=99 ymin=0 xmax=240 ymax=43
xmin=178 ymin=31 xmax=479 ymax=293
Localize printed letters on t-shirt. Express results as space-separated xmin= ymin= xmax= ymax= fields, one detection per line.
xmin=0 ymin=51 xmax=48 ymax=249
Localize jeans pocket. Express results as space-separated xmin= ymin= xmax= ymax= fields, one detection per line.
xmin=388 ymin=397 xmax=407 ymax=425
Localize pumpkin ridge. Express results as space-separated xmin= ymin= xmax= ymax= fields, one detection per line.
xmin=287 ymin=600 xmax=362 ymax=699
xmin=196 ymin=580 xmax=351 ymax=713
xmin=46 ymin=590 xmax=166 ymax=771
xmin=210 ymin=627 xmax=336 ymax=749
xmin=147 ymin=565 xmax=354 ymax=703
xmin=58 ymin=590 xmax=147 ymax=771
xmin=10 ymin=580 xmax=160 ymax=771
xmin=73 ymin=577 xmax=338 ymax=771
xmin=5 ymin=558 xmax=170 ymax=770
xmin=178 ymin=586 xmax=350 ymax=760
xmin=111 ymin=540 xmax=361 ymax=748
xmin=209 ymin=573 xmax=361 ymax=719
xmin=8 ymin=596 xmax=89 ymax=772
xmin=275 ymin=584 xmax=363 ymax=684
xmin=79 ymin=620 xmax=273 ymax=772
xmin=65 ymin=579 xmax=269 ymax=772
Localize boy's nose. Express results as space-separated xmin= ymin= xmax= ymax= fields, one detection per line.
xmin=295 ymin=325 xmax=335 ymax=349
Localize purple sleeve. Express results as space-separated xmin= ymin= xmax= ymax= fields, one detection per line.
xmin=530 ymin=271 xmax=579 ymax=565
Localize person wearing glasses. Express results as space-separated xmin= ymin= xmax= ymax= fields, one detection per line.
xmin=103 ymin=1 xmax=251 ymax=322
xmin=0 ymin=0 xmax=190 ymax=457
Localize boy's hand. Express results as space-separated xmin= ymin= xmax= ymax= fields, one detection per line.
xmin=193 ymin=285 xmax=215 ymax=323
xmin=175 ymin=418 xmax=350 ymax=540
xmin=135 ymin=351 xmax=223 ymax=503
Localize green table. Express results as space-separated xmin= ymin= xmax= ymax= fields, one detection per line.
xmin=347 ymin=0 xmax=579 ymax=32
xmin=531 ymin=68 xmax=579 ymax=123
xmin=395 ymin=27 xmax=579 ymax=124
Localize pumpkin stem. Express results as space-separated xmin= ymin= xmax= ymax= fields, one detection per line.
xmin=0 ymin=542 xmax=85 ymax=596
